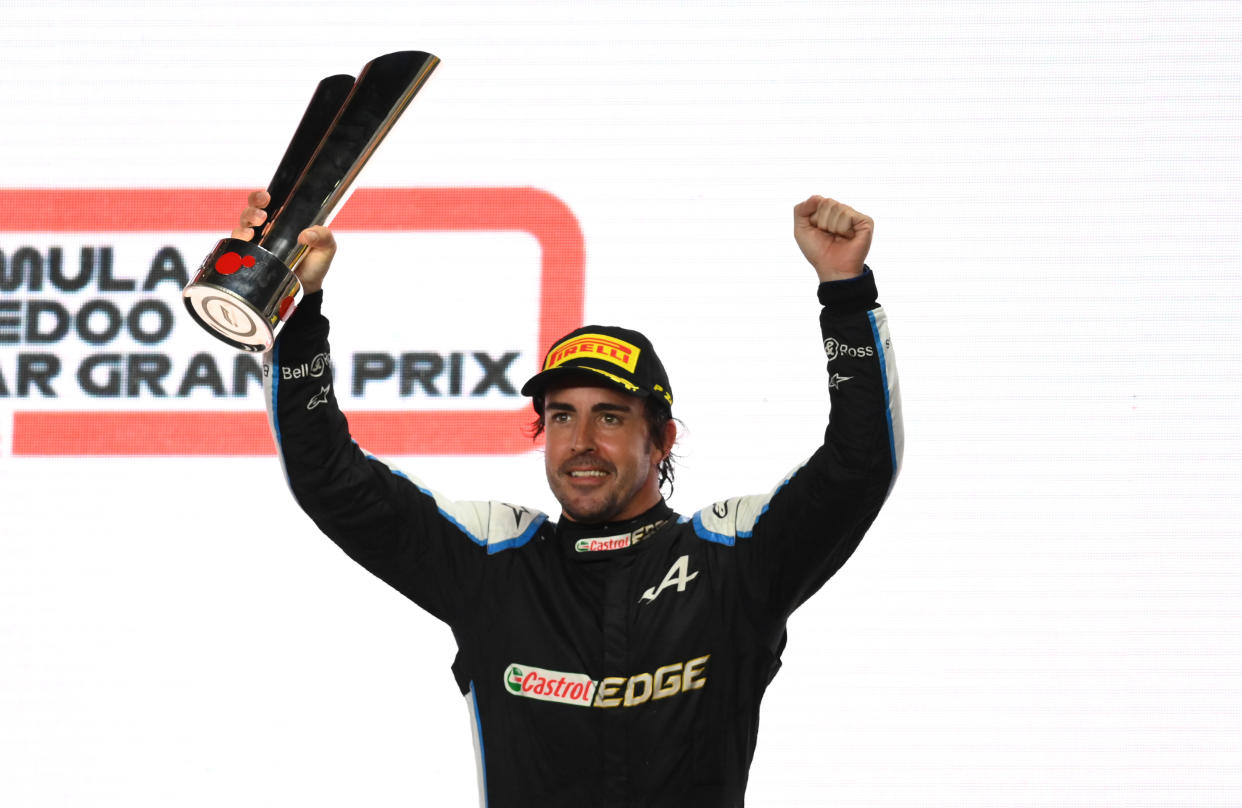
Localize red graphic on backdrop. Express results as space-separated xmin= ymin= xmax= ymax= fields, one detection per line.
xmin=214 ymin=251 xmax=256 ymax=275
xmin=1 ymin=187 xmax=586 ymax=457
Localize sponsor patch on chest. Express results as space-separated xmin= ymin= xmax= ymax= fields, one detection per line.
xmin=573 ymin=518 xmax=668 ymax=553
xmin=503 ymin=655 xmax=710 ymax=709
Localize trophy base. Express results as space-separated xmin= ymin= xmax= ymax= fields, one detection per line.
xmin=183 ymin=238 xmax=302 ymax=353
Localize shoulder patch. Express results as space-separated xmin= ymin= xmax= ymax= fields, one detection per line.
xmin=427 ymin=492 xmax=548 ymax=555
xmin=363 ymin=454 xmax=548 ymax=554
xmin=691 ymin=461 xmax=806 ymax=546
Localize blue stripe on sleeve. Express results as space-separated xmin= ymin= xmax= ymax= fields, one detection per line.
xmin=269 ymin=342 xmax=283 ymax=449
xmin=691 ymin=511 xmax=738 ymax=546
xmin=867 ymin=310 xmax=898 ymax=479
xmin=470 ymin=680 xmax=489 ymax=807
xmin=361 ymin=449 xmax=544 ymax=555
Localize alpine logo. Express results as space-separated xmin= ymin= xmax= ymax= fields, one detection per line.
xmin=640 ymin=554 xmax=698 ymax=603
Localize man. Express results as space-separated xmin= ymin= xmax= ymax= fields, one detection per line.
xmin=241 ymin=191 xmax=902 ymax=807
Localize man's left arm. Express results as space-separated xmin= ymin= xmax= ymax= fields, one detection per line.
xmin=692 ymin=197 xmax=903 ymax=617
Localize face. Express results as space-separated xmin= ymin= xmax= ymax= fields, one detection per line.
xmin=542 ymin=383 xmax=670 ymax=524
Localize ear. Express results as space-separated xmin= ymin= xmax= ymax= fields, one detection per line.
xmin=657 ymin=418 xmax=677 ymax=461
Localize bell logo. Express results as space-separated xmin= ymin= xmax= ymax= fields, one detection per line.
xmin=640 ymin=555 xmax=698 ymax=604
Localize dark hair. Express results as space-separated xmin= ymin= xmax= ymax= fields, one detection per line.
xmin=529 ymin=396 xmax=678 ymax=496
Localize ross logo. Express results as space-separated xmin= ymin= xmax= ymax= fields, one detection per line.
xmin=505 ymin=655 xmax=709 ymax=709
xmin=823 ymin=337 xmax=874 ymax=363
xmin=640 ymin=554 xmax=698 ymax=603
xmin=544 ymin=333 xmax=640 ymax=373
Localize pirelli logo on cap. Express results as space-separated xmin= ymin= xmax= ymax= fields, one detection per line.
xmin=544 ymin=333 xmax=640 ymax=374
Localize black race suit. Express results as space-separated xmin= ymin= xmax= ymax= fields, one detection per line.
xmin=262 ymin=269 xmax=903 ymax=808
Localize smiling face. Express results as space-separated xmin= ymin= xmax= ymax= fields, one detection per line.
xmin=542 ymin=382 xmax=673 ymax=524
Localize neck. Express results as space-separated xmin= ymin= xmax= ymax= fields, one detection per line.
xmin=557 ymin=500 xmax=672 ymax=537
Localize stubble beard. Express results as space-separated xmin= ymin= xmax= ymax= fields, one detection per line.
xmin=560 ymin=492 xmax=625 ymax=524
xmin=550 ymin=459 xmax=651 ymax=525
xmin=549 ymin=469 xmax=630 ymax=524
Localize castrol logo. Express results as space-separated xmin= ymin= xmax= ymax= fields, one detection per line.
xmin=504 ymin=664 xmax=598 ymax=707
xmin=503 ymin=654 xmax=710 ymax=709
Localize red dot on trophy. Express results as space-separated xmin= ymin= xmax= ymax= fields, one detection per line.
xmin=182 ymin=50 xmax=440 ymax=352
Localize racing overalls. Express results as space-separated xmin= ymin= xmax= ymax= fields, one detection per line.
xmin=263 ymin=269 xmax=902 ymax=807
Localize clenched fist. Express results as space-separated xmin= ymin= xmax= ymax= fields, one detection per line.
xmin=793 ymin=196 xmax=873 ymax=283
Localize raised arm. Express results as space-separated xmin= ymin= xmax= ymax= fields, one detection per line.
xmin=239 ymin=195 xmax=545 ymax=625
xmin=693 ymin=195 xmax=902 ymax=619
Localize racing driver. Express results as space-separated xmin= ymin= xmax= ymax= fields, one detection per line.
xmin=241 ymin=191 xmax=903 ymax=807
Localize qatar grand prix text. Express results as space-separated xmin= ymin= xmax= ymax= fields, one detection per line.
xmin=0 ymin=243 xmax=522 ymax=400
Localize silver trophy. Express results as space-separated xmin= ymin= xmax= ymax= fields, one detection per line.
xmin=183 ymin=50 xmax=439 ymax=352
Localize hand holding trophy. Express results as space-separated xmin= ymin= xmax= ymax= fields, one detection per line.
xmin=183 ymin=50 xmax=439 ymax=352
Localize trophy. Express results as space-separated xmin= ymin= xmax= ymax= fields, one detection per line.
xmin=183 ymin=50 xmax=440 ymax=352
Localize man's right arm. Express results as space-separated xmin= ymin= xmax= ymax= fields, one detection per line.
xmin=246 ymin=198 xmax=546 ymax=624
xmin=263 ymin=291 xmax=463 ymax=622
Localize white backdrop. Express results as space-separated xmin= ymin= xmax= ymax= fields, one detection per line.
xmin=2 ymin=1 xmax=1239 ymax=806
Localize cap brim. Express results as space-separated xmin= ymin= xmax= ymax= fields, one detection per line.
xmin=520 ymin=365 xmax=650 ymax=399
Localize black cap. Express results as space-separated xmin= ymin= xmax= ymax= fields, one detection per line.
xmin=521 ymin=325 xmax=673 ymax=408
